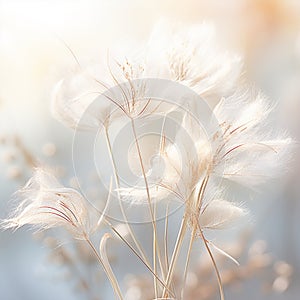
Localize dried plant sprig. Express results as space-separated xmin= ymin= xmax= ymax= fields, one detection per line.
xmin=41 ymin=236 xmax=98 ymax=299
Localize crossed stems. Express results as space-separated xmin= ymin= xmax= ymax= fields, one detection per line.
xmin=103 ymin=119 xmax=224 ymax=300
xmin=62 ymin=47 xmax=225 ymax=299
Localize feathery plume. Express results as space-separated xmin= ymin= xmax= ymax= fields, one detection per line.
xmin=2 ymin=168 xmax=90 ymax=239
xmin=51 ymin=21 xmax=243 ymax=131
xmin=212 ymin=89 xmax=293 ymax=186
xmin=200 ymin=199 xmax=247 ymax=230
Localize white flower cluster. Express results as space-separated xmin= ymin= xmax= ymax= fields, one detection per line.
xmin=1 ymin=22 xmax=293 ymax=300
xmin=3 ymin=21 xmax=292 ymax=237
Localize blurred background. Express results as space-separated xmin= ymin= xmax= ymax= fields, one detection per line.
xmin=0 ymin=0 xmax=299 ymax=299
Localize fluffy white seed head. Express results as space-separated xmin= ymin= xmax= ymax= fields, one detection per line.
xmin=51 ymin=21 xmax=243 ymax=131
xmin=211 ymin=89 xmax=294 ymax=186
xmin=144 ymin=21 xmax=243 ymax=101
xmin=200 ymin=199 xmax=247 ymax=230
xmin=2 ymin=169 xmax=90 ymax=239
xmin=51 ymin=70 xmax=114 ymax=130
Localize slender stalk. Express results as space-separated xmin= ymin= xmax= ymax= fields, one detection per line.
xmin=192 ymin=171 xmax=224 ymax=300
xmin=104 ymin=218 xmax=175 ymax=298
xmin=84 ymin=236 xmax=123 ymax=300
xmin=130 ymin=118 xmax=165 ymax=297
xmin=104 ymin=126 xmax=149 ymax=265
xmin=198 ymin=226 xmax=224 ymax=300
xmin=164 ymin=204 xmax=170 ymax=272
xmin=180 ymin=227 xmax=197 ymax=299
xmin=162 ymin=216 xmax=188 ymax=298
xmin=100 ymin=234 xmax=124 ymax=300
xmin=163 ymin=173 xmax=210 ymax=298
xmin=196 ymin=174 xmax=209 ymax=215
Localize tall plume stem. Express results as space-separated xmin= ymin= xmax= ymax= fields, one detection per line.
xmin=84 ymin=234 xmax=123 ymax=300
xmin=130 ymin=118 xmax=165 ymax=297
xmin=104 ymin=126 xmax=150 ymax=266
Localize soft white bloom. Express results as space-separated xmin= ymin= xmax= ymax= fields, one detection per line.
xmin=212 ymin=89 xmax=293 ymax=186
xmin=2 ymin=169 xmax=90 ymax=239
xmin=119 ymin=112 xmax=210 ymax=204
xmin=52 ymin=68 xmax=175 ymax=131
xmin=52 ymin=21 xmax=242 ymax=130
xmin=144 ymin=21 xmax=243 ymax=101
xmin=51 ymin=69 xmax=118 ymax=130
xmin=120 ymin=88 xmax=293 ymax=207
xmin=200 ymin=199 xmax=247 ymax=230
